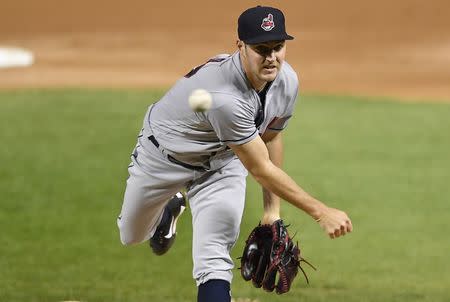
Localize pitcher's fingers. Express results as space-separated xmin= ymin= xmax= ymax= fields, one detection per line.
xmin=346 ymin=219 xmax=353 ymax=232
xmin=334 ymin=228 xmax=341 ymax=238
xmin=340 ymin=224 xmax=347 ymax=236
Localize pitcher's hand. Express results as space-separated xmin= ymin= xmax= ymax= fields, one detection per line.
xmin=316 ymin=207 xmax=353 ymax=239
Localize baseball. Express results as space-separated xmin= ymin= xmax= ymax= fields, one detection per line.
xmin=188 ymin=89 xmax=212 ymax=112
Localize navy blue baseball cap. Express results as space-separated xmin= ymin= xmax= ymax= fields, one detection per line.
xmin=238 ymin=6 xmax=294 ymax=44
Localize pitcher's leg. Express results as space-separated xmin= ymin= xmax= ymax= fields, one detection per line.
xmin=188 ymin=158 xmax=247 ymax=286
xmin=117 ymin=162 xmax=183 ymax=245
xmin=117 ymin=137 xmax=194 ymax=246
xmin=197 ymin=279 xmax=231 ymax=302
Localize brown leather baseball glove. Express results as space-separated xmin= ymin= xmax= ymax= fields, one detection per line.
xmin=240 ymin=219 xmax=315 ymax=294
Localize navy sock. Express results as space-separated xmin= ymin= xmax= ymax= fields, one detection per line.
xmin=197 ymin=279 xmax=231 ymax=302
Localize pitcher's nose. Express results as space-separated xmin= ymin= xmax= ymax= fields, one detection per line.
xmin=265 ymin=50 xmax=276 ymax=62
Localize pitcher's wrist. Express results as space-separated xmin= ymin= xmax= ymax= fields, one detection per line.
xmin=261 ymin=212 xmax=280 ymax=224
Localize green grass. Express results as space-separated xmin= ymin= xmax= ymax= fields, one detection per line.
xmin=0 ymin=90 xmax=449 ymax=302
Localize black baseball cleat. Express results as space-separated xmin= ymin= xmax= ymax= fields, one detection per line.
xmin=150 ymin=192 xmax=186 ymax=255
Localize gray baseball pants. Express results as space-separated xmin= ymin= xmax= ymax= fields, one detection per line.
xmin=117 ymin=109 xmax=248 ymax=285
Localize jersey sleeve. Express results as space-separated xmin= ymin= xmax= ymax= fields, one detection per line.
xmin=207 ymin=95 xmax=258 ymax=145
xmin=268 ymin=89 xmax=299 ymax=131
xmin=267 ymin=115 xmax=292 ymax=131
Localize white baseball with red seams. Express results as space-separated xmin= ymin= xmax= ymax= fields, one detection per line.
xmin=189 ymin=89 xmax=212 ymax=112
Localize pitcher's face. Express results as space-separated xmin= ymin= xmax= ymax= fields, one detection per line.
xmin=238 ymin=40 xmax=286 ymax=90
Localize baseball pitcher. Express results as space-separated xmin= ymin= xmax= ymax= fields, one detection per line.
xmin=117 ymin=5 xmax=353 ymax=302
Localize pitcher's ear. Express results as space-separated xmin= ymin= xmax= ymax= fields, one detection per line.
xmin=237 ymin=40 xmax=244 ymax=50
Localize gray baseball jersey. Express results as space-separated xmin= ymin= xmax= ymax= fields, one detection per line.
xmin=147 ymin=51 xmax=298 ymax=170
xmin=118 ymin=51 xmax=299 ymax=286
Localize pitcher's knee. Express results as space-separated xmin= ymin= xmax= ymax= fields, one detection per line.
xmin=120 ymin=233 xmax=141 ymax=246
xmin=118 ymin=220 xmax=147 ymax=246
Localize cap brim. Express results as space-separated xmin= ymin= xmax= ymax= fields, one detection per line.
xmin=244 ymin=33 xmax=294 ymax=44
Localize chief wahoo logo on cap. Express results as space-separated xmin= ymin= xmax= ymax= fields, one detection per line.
xmin=261 ymin=14 xmax=275 ymax=31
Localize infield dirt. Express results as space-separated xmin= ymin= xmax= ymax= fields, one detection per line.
xmin=0 ymin=0 xmax=449 ymax=101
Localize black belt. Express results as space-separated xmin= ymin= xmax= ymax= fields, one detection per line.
xmin=148 ymin=135 xmax=206 ymax=171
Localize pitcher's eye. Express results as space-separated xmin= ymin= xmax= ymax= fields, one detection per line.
xmin=255 ymin=47 xmax=270 ymax=55
xmin=253 ymin=44 xmax=284 ymax=55
xmin=274 ymin=44 xmax=284 ymax=51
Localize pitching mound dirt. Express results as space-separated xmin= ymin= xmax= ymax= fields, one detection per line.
xmin=0 ymin=0 xmax=449 ymax=101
